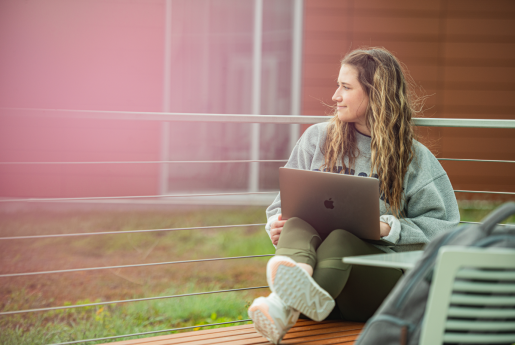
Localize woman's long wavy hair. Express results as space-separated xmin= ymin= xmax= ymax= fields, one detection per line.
xmin=322 ymin=47 xmax=422 ymax=217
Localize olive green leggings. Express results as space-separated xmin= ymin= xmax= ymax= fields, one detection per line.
xmin=275 ymin=217 xmax=403 ymax=322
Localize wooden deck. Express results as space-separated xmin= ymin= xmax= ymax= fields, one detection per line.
xmin=101 ymin=320 xmax=365 ymax=345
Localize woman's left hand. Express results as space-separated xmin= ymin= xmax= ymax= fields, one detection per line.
xmin=380 ymin=221 xmax=391 ymax=237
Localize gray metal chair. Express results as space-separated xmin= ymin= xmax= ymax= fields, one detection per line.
xmin=420 ymin=246 xmax=515 ymax=345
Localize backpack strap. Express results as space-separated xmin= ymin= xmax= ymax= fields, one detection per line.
xmin=480 ymin=202 xmax=515 ymax=235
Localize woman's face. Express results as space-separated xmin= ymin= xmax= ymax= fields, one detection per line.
xmin=332 ymin=64 xmax=370 ymax=135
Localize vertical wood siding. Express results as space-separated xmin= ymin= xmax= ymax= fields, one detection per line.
xmin=301 ymin=0 xmax=515 ymax=199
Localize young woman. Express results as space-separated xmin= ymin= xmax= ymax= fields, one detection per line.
xmin=247 ymin=47 xmax=460 ymax=344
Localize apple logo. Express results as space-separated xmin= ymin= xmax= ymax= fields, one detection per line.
xmin=324 ymin=198 xmax=334 ymax=209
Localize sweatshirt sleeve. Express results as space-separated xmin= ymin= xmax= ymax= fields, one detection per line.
xmin=265 ymin=128 xmax=318 ymax=241
xmin=381 ymin=172 xmax=461 ymax=250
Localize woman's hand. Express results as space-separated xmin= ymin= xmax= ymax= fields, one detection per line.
xmin=270 ymin=214 xmax=287 ymax=246
xmin=380 ymin=221 xmax=391 ymax=237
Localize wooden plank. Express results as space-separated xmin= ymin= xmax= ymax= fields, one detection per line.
xmin=303 ymin=12 xmax=346 ymax=29
xmin=177 ymin=321 xmax=351 ymax=345
xmin=100 ymin=320 xmax=364 ymax=345
xmin=289 ymin=335 xmax=359 ymax=345
xmin=354 ymin=0 xmax=440 ymax=12
xmin=188 ymin=322 xmax=363 ymax=345
xmin=148 ymin=331 xmax=264 ymax=345
xmin=444 ymin=66 xmax=515 ymax=84
xmin=445 ymin=18 xmax=515 ymax=37
xmin=303 ymin=40 xmax=440 ymax=61
xmin=442 ymin=90 xmax=515 ymax=108
xmin=442 ymin=82 xmax=515 ymax=92
xmin=441 ymin=105 xmax=515 ymax=117
xmin=444 ymin=42 xmax=515 ymax=60
xmin=446 ymin=0 xmax=515 ymax=15
xmin=443 ymin=58 xmax=515 ymax=68
xmin=302 ymin=53 xmax=439 ymax=69
xmin=98 ymin=320 xmax=316 ymax=345
xmin=151 ymin=321 xmax=330 ymax=345
xmin=304 ymin=31 xmax=440 ymax=43
xmin=403 ymin=66 xmax=439 ymax=84
xmin=100 ymin=324 xmax=256 ymax=345
xmin=352 ymin=16 xmax=439 ymax=36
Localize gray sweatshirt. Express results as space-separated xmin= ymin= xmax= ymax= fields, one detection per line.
xmin=266 ymin=122 xmax=460 ymax=253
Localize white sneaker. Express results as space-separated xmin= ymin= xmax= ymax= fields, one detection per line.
xmin=248 ymin=292 xmax=300 ymax=344
xmin=266 ymin=255 xmax=335 ymax=322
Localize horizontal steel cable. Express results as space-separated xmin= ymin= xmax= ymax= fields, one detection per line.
xmin=459 ymin=221 xmax=512 ymax=226
xmin=0 ymin=159 xmax=289 ymax=165
xmin=47 ymin=319 xmax=255 ymax=345
xmin=0 ymin=286 xmax=268 ymax=316
xmin=0 ymin=191 xmax=276 ymax=203
xmin=454 ymin=190 xmax=515 ymax=195
xmin=4 ymin=108 xmax=515 ymax=128
xmin=0 ymin=220 xmax=510 ymax=241
xmin=1 ymin=158 xmax=514 ymax=164
xmin=0 ymin=254 xmax=274 ymax=278
xmin=1 ymin=189 xmax=514 ymax=203
xmin=0 ymin=223 xmax=266 ymax=240
xmin=1 ymin=221 xmax=508 ymax=241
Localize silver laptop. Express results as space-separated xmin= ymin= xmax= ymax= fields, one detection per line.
xmin=279 ymin=167 xmax=394 ymax=247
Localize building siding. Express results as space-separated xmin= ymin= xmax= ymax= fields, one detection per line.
xmin=301 ymin=0 xmax=515 ymax=199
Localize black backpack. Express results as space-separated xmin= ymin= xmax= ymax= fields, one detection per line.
xmin=355 ymin=202 xmax=515 ymax=345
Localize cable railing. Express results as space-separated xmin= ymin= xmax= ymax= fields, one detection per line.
xmin=0 ymin=158 xmax=514 ymax=165
xmin=0 ymin=192 xmax=277 ymax=203
xmin=1 ymin=220 xmax=510 ymax=242
xmin=0 ymin=189 xmax=513 ymax=204
xmin=3 ymin=218 xmax=513 ymax=242
xmin=3 ymin=108 xmax=515 ymax=127
xmin=0 ymin=112 xmax=514 ymax=345
xmin=47 ymin=319 xmax=258 ymax=345
xmin=0 ymin=159 xmax=290 ymax=165
xmin=0 ymin=286 xmax=270 ymax=316
xmin=0 ymin=223 xmax=267 ymax=240
xmin=0 ymin=254 xmax=276 ymax=279
xmin=454 ymin=190 xmax=515 ymax=195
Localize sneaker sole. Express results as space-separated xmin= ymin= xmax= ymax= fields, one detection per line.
xmin=248 ymin=304 xmax=282 ymax=344
xmin=267 ymin=257 xmax=335 ymax=322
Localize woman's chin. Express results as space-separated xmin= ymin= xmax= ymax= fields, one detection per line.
xmin=337 ymin=114 xmax=351 ymax=123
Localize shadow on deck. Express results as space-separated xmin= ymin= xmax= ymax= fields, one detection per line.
xmin=100 ymin=320 xmax=365 ymax=345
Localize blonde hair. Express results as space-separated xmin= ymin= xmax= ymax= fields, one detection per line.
xmin=322 ymin=47 xmax=421 ymax=217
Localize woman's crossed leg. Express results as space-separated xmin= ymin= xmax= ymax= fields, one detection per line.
xmin=248 ymin=217 xmax=402 ymax=343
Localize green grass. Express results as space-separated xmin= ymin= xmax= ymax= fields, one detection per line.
xmin=458 ymin=200 xmax=515 ymax=224
xmin=0 ymin=285 xmax=254 ymax=345
xmin=0 ymin=202 xmax=514 ymax=344
xmin=0 ymin=206 xmax=273 ymax=344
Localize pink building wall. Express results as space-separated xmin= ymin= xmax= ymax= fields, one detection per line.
xmin=0 ymin=0 xmax=296 ymax=198
xmin=0 ymin=0 xmax=164 ymax=197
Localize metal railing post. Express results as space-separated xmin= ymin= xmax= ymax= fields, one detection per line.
xmin=160 ymin=0 xmax=173 ymax=196
xmin=250 ymin=0 xmax=263 ymax=193
xmin=289 ymin=0 xmax=304 ymax=152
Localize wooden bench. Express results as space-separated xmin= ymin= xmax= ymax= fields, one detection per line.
xmin=100 ymin=319 xmax=364 ymax=345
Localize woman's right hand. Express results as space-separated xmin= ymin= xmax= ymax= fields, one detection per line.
xmin=270 ymin=214 xmax=287 ymax=246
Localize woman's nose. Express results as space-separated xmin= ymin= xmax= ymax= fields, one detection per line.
xmin=332 ymin=90 xmax=341 ymax=102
